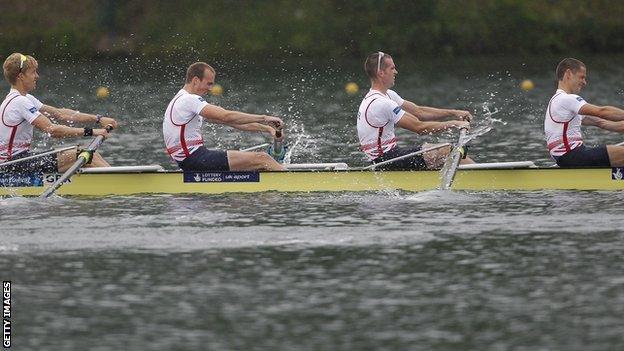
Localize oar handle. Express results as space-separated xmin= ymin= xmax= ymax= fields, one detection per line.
xmin=85 ymin=125 xmax=114 ymax=151
xmin=268 ymin=128 xmax=286 ymax=162
xmin=273 ymin=129 xmax=282 ymax=150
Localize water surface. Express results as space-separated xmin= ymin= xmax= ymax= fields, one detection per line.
xmin=2 ymin=56 xmax=624 ymax=350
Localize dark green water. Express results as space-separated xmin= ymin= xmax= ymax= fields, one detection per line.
xmin=2 ymin=56 xmax=624 ymax=350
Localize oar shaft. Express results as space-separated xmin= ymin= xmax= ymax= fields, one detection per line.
xmin=39 ymin=156 xmax=87 ymax=198
xmin=40 ymin=127 xmax=111 ymax=198
xmin=361 ymin=143 xmax=451 ymax=170
xmin=240 ymin=143 xmax=270 ymax=152
xmin=273 ymin=130 xmax=283 ymax=151
xmin=0 ymin=146 xmax=76 ymax=169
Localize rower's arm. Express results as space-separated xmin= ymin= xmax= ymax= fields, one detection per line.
xmin=579 ymin=103 xmax=624 ymax=121
xmin=229 ymin=123 xmax=283 ymax=139
xmin=39 ymin=105 xmax=118 ymax=128
xmin=396 ymin=112 xmax=469 ymax=134
xmin=402 ymin=100 xmax=472 ymax=122
xmin=31 ymin=114 xmax=110 ymax=138
xmin=582 ymin=115 xmax=624 ymax=133
xmin=200 ymin=105 xmax=283 ymax=129
xmin=228 ymin=122 xmax=271 ymax=132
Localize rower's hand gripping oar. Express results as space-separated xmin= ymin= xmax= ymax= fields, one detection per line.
xmin=439 ymin=128 xmax=469 ymax=190
xmin=40 ymin=125 xmax=113 ymax=198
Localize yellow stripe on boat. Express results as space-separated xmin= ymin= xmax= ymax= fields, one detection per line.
xmin=2 ymin=167 xmax=624 ymax=196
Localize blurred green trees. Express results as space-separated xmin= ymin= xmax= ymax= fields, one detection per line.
xmin=2 ymin=0 xmax=623 ymax=59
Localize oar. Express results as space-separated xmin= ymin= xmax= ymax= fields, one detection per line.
xmin=358 ymin=143 xmax=452 ymax=170
xmin=40 ymin=126 xmax=113 ymax=198
xmin=240 ymin=143 xmax=270 ymax=152
xmin=0 ymin=146 xmax=76 ymax=169
xmin=439 ymin=128 xmax=469 ymax=190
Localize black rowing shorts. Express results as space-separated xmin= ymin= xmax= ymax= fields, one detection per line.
xmin=553 ymin=144 xmax=610 ymax=168
xmin=178 ymin=146 xmax=230 ymax=171
xmin=1 ymin=151 xmax=58 ymax=173
xmin=372 ymin=146 xmax=427 ymax=171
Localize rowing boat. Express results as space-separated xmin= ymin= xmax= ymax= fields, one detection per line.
xmin=2 ymin=162 xmax=624 ymax=196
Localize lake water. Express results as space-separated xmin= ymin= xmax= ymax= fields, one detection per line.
xmin=1 ymin=55 xmax=624 ymax=350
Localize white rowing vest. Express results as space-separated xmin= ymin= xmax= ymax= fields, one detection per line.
xmin=357 ymin=89 xmax=405 ymax=160
xmin=0 ymin=89 xmax=43 ymax=162
xmin=163 ymin=89 xmax=208 ymax=162
xmin=544 ymin=89 xmax=586 ymax=157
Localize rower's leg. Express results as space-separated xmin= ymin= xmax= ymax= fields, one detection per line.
xmin=56 ymin=148 xmax=77 ymax=172
xmin=422 ymin=143 xmax=476 ymax=168
xmin=57 ymin=148 xmax=109 ymax=171
xmin=606 ymin=145 xmax=624 ymax=166
xmin=460 ymin=156 xmax=476 ymax=164
xmin=226 ymin=150 xmax=285 ymax=171
xmin=86 ymin=152 xmax=110 ymax=168
xmin=422 ymin=143 xmax=451 ymax=169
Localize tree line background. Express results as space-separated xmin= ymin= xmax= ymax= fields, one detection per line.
xmin=2 ymin=0 xmax=622 ymax=60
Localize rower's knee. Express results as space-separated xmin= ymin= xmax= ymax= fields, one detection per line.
xmin=251 ymin=152 xmax=268 ymax=166
xmin=422 ymin=144 xmax=451 ymax=169
xmin=228 ymin=151 xmax=283 ymax=171
xmin=607 ymin=145 xmax=624 ymax=167
xmin=85 ymin=151 xmax=110 ymax=168
xmin=253 ymin=152 xmax=275 ymax=168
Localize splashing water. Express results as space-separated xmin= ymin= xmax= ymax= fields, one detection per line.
xmin=283 ymin=123 xmax=316 ymax=164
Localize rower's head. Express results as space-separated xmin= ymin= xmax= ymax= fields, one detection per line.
xmin=556 ymin=58 xmax=586 ymax=94
xmin=3 ymin=53 xmax=39 ymax=92
xmin=185 ymin=62 xmax=216 ymax=96
xmin=365 ymin=52 xmax=397 ymax=89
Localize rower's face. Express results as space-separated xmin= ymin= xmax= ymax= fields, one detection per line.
xmin=197 ymin=69 xmax=215 ymax=95
xmin=379 ymin=57 xmax=398 ymax=88
xmin=568 ymin=66 xmax=587 ymax=93
xmin=18 ymin=62 xmax=39 ymax=92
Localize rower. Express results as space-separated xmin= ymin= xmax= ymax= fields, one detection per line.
xmin=545 ymin=58 xmax=624 ymax=167
xmin=357 ymin=52 xmax=474 ymax=170
xmin=1 ymin=53 xmax=117 ymax=173
xmin=163 ymin=62 xmax=285 ymax=171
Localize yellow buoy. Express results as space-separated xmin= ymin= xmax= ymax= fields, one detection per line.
xmin=96 ymin=86 xmax=109 ymax=99
xmin=520 ymin=79 xmax=535 ymax=91
xmin=345 ymin=82 xmax=359 ymax=95
xmin=211 ymin=84 xmax=224 ymax=96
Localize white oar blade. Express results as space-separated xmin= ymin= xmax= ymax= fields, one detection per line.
xmin=439 ymin=129 xmax=469 ymax=190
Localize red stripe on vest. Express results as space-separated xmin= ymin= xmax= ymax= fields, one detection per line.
xmin=1 ymin=94 xmax=26 ymax=160
xmin=377 ymin=127 xmax=384 ymax=156
xmin=547 ymin=92 xmax=567 ymax=123
xmin=167 ymin=94 xmax=200 ymax=158
xmin=360 ymin=137 xmax=397 ymax=151
xmin=364 ymin=96 xmax=390 ymax=157
xmin=547 ymin=92 xmax=580 ymax=155
xmin=1 ymin=94 xmax=23 ymax=127
xmin=562 ymin=122 xmax=570 ymax=153
xmin=6 ymin=126 xmax=18 ymax=160
xmin=179 ymin=124 xmax=190 ymax=157
xmin=168 ymin=95 xmax=186 ymax=126
xmin=547 ymin=136 xmax=582 ymax=150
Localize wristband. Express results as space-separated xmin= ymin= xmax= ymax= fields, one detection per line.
xmin=83 ymin=127 xmax=93 ymax=136
xmin=95 ymin=114 xmax=102 ymax=125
